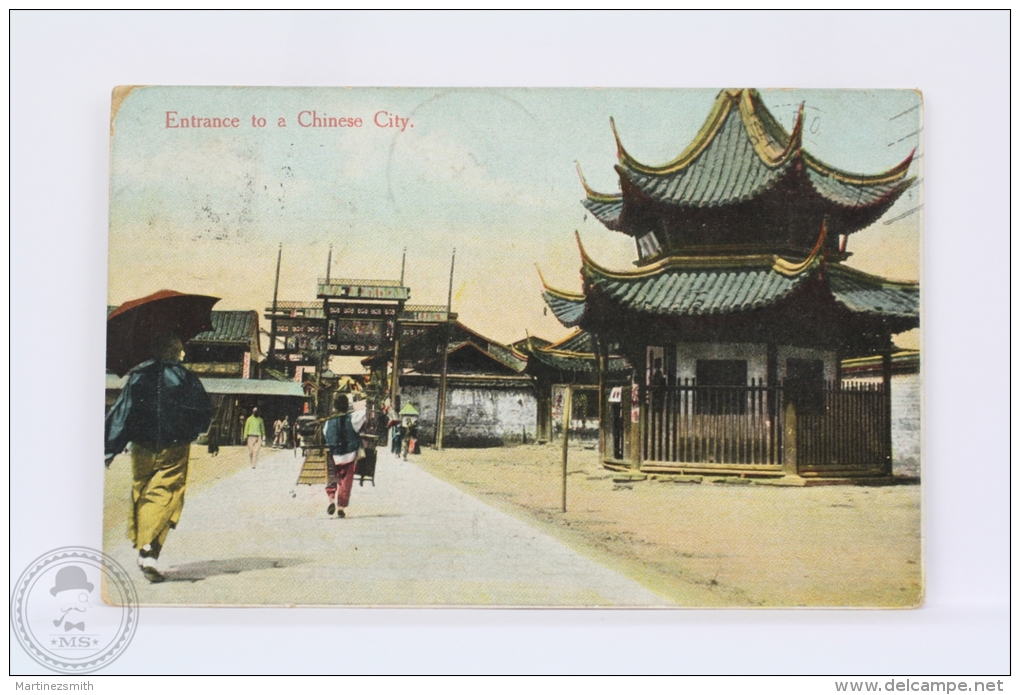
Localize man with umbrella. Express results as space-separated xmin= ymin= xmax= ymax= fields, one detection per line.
xmin=105 ymin=291 xmax=216 ymax=583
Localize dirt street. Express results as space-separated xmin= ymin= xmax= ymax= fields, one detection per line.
xmin=413 ymin=444 xmax=922 ymax=607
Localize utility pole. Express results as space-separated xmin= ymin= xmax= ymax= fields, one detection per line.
xmin=390 ymin=247 xmax=407 ymax=408
xmin=319 ymin=244 xmax=332 ymax=415
xmin=435 ymin=248 xmax=456 ymax=450
xmin=268 ymin=243 xmax=282 ymax=363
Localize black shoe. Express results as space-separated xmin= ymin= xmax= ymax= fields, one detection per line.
xmin=337 ymin=509 xmax=346 ymax=518
xmin=327 ymin=503 xmax=336 ymax=516
xmin=141 ymin=566 xmax=165 ymax=583
xmin=139 ymin=542 xmax=161 ymax=560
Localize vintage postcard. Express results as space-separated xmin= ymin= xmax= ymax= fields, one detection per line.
xmin=105 ymin=87 xmax=922 ymax=607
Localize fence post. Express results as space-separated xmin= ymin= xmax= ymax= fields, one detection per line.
xmin=635 ymin=383 xmax=647 ymax=470
xmin=783 ymin=398 xmax=798 ymax=476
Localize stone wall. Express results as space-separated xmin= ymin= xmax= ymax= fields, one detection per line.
xmin=890 ymin=373 xmax=921 ymax=477
xmin=399 ymin=380 xmax=537 ymax=448
xmin=844 ymin=373 xmax=921 ymax=477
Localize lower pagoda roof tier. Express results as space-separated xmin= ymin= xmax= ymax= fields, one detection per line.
xmin=541 ymin=233 xmax=918 ymax=329
xmin=541 ymin=286 xmax=588 ymax=327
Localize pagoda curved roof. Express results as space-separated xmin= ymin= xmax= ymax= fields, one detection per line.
xmin=577 ymin=164 xmax=625 ymax=230
xmin=543 ymin=232 xmax=918 ymax=324
xmin=581 ymin=88 xmax=914 ymax=216
xmin=529 ymin=347 xmax=631 ymax=375
xmin=537 ymin=265 xmax=588 ymax=327
xmin=542 ymin=288 xmax=587 ymax=327
xmin=518 ymin=329 xmax=631 ymax=374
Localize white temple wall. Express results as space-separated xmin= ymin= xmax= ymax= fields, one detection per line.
xmin=668 ymin=343 xmax=838 ymax=384
xmin=776 ymin=346 xmax=838 ymax=382
xmin=674 ymin=342 xmax=768 ymax=383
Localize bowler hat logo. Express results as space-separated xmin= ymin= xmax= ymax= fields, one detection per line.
xmin=50 ymin=566 xmax=95 ymax=596
xmin=11 ymin=547 xmax=138 ymax=674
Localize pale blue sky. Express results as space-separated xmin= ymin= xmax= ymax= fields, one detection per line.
xmin=110 ymin=87 xmax=921 ymax=345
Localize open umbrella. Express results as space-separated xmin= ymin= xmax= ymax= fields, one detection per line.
xmin=106 ymin=289 xmax=220 ymax=376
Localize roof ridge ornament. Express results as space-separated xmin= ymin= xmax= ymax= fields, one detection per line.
xmin=804 ymin=148 xmax=916 ymax=185
xmin=536 ymin=261 xmax=584 ymax=299
xmin=575 ymin=161 xmax=620 ymax=202
xmin=736 ymin=91 xmax=804 ymax=167
xmin=614 ymin=89 xmax=912 ymax=186
xmin=612 ymin=90 xmax=739 ymax=175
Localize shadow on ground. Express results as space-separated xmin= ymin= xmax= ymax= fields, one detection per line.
xmin=160 ymin=557 xmax=303 ymax=583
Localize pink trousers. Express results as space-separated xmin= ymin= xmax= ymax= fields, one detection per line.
xmin=325 ymin=459 xmax=357 ymax=508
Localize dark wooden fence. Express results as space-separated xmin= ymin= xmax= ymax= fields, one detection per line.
xmin=796 ymin=381 xmax=889 ymax=473
xmin=644 ymin=380 xmax=783 ymax=467
xmin=643 ymin=380 xmax=889 ymax=473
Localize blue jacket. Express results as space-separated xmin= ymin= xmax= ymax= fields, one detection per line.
xmin=105 ymin=360 xmax=213 ymax=455
xmin=324 ymin=412 xmax=362 ymax=458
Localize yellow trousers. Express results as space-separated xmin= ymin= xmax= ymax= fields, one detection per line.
xmin=130 ymin=442 xmax=190 ymax=553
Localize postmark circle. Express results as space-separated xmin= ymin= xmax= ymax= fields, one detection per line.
xmin=11 ymin=547 xmax=139 ymax=674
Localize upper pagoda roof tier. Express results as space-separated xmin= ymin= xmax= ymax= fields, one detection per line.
xmin=580 ymin=88 xmax=915 ymax=235
xmin=541 ymin=231 xmax=918 ymax=327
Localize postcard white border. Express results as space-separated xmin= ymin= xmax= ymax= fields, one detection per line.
xmin=10 ymin=10 xmax=1010 ymax=675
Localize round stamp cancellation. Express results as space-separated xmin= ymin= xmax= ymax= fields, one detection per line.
xmin=11 ymin=547 xmax=138 ymax=674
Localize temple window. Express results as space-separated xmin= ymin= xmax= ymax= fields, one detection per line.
xmin=696 ymin=360 xmax=747 ymax=414
xmin=636 ymin=231 xmax=661 ymax=260
xmin=786 ymin=358 xmax=825 ymax=414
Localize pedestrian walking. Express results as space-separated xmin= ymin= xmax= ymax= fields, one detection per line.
xmin=324 ymin=393 xmax=366 ymax=518
xmin=105 ymin=332 xmax=212 ymax=583
xmin=391 ymin=419 xmax=404 ymax=455
xmin=273 ymin=418 xmax=284 ymax=447
xmin=402 ymin=418 xmax=418 ymax=460
xmin=244 ymin=408 xmax=266 ymax=468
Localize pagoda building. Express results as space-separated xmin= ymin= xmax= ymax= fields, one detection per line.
xmin=542 ymin=89 xmax=920 ymax=480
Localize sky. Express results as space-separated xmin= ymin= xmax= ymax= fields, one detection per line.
xmin=109 ymin=86 xmax=922 ymax=350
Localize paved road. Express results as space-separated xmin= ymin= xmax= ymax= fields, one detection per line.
xmin=106 ymin=447 xmax=671 ymax=606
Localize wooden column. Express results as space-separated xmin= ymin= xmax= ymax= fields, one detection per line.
xmin=392 ymin=247 xmax=406 ymax=412
xmin=767 ymin=343 xmax=779 ymax=466
xmin=389 ymin=321 xmax=401 ymax=407
xmin=634 ymin=382 xmax=646 ymax=471
xmin=535 ymin=378 xmax=551 ymax=443
xmin=632 ymin=346 xmax=647 ymax=471
xmin=435 ymin=249 xmax=456 ymax=450
xmin=268 ymin=243 xmax=282 ymax=363
xmin=882 ymin=351 xmax=894 ymax=476
xmin=783 ymin=399 xmax=798 ymax=476
xmin=560 ymin=385 xmax=572 ymax=512
xmin=596 ymin=336 xmax=607 ymax=461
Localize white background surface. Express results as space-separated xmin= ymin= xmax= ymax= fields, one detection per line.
xmin=9 ymin=11 xmax=1010 ymax=675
